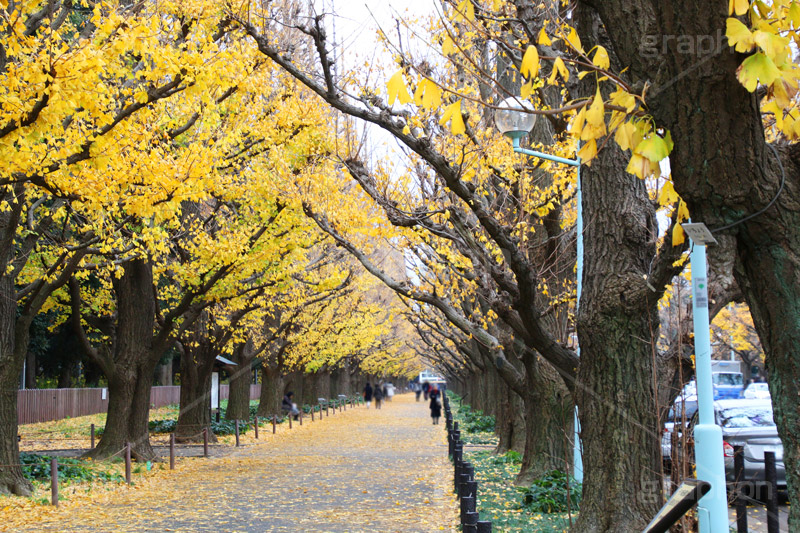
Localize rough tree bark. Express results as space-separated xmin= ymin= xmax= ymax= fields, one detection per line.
xmin=574 ymin=137 xmax=664 ymax=531
xmin=257 ymin=364 xmax=285 ymax=417
xmin=87 ymin=259 xmax=159 ymax=461
xmin=175 ymin=314 xmax=217 ymax=443
xmin=226 ymin=340 xmax=255 ymax=421
xmin=578 ymin=0 xmax=800 ymax=526
xmin=0 ymin=278 xmax=31 ymax=496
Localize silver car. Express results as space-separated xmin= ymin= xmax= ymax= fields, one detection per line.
xmin=715 ymin=399 xmax=786 ymax=489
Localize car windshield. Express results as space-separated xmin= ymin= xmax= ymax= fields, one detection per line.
xmin=713 ymin=373 xmax=744 ymax=386
xmin=668 ymin=402 xmax=698 ymax=422
xmin=718 ymin=406 xmax=775 ymax=428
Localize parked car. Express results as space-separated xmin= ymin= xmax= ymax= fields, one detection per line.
xmin=713 ymin=399 xmax=786 ymax=489
xmin=742 ymin=382 xmax=771 ymax=399
xmin=662 ymin=397 xmax=698 ymax=468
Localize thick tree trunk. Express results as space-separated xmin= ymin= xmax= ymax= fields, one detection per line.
xmin=91 ymin=367 xmax=157 ymax=460
xmin=88 ymin=259 xmax=158 ymax=461
xmin=24 ymin=351 xmax=35 ymax=389
xmin=734 ymin=204 xmax=800 ymax=527
xmin=257 ymin=364 xmax=284 ymax=417
xmin=175 ymin=331 xmax=217 ymax=443
xmin=0 ymin=277 xmax=32 ymax=495
xmin=516 ymin=359 xmax=572 ymax=485
xmin=574 ymin=135 xmax=662 ymax=530
xmin=154 ymin=358 xmax=172 ymax=386
xmin=580 ymin=0 xmax=800 ymax=526
xmin=226 ymin=342 xmax=255 ymax=421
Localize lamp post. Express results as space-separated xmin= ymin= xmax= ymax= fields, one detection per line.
xmin=681 ymin=222 xmax=727 ymax=533
xmin=494 ymin=97 xmax=583 ymax=482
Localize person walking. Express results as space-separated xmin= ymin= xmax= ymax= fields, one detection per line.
xmin=374 ymin=383 xmax=384 ymax=410
xmin=429 ymin=385 xmax=441 ymax=424
xmin=363 ymin=383 xmax=373 ymax=408
xmin=422 ymin=381 xmax=430 ymax=401
xmin=413 ymin=382 xmax=422 ymax=402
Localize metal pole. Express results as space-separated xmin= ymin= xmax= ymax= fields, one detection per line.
xmin=254 ymin=416 xmax=259 ymax=439
xmin=733 ymin=445 xmax=747 ymax=532
xmin=573 ymin=155 xmax=583 ymax=483
xmin=514 ymin=138 xmax=583 ymax=482
xmin=690 ymin=243 xmax=728 ymax=533
xmin=203 ymin=428 xmax=209 ymax=457
xmin=90 ymin=423 xmax=95 ymax=450
xmin=765 ymin=451 xmax=779 ymax=533
xmin=235 ymin=419 xmax=240 ymax=446
xmin=169 ymin=433 xmax=175 ymax=470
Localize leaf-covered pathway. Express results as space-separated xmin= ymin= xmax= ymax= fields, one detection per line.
xmin=5 ymin=394 xmax=457 ymax=532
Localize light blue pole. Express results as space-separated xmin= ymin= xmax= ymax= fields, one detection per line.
xmin=690 ymin=242 xmax=728 ymax=533
xmin=512 ymin=135 xmax=581 ymax=167
xmin=573 ymin=156 xmax=583 ymax=483
xmin=509 ymin=132 xmax=583 ymax=482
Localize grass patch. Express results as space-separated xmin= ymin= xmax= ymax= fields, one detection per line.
xmin=20 ymin=453 xmax=124 ymax=485
xmin=449 ymin=392 xmax=575 ymax=532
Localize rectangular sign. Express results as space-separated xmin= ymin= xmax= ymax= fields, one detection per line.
xmin=211 ymin=372 xmax=219 ymax=410
xmin=694 ymin=277 xmax=708 ymax=309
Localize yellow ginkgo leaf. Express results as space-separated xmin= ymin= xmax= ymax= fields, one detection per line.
xmin=520 ymin=80 xmax=534 ymax=99
xmin=657 ymin=179 xmax=679 ymax=207
xmin=547 ymin=57 xmax=569 ymax=84
xmin=538 ymin=27 xmax=552 ymax=46
xmin=566 ymin=27 xmax=583 ymax=53
xmin=634 ymin=133 xmax=672 ymax=163
xmin=439 ymin=99 xmax=466 ymax=135
xmin=672 ymin=224 xmax=686 ymax=247
xmin=520 ymin=46 xmax=540 ymax=79
xmin=442 ymin=35 xmax=456 ymax=56
xmin=387 ymin=71 xmax=412 ymax=106
xmin=737 ymin=52 xmax=782 ymax=91
xmin=614 ymin=120 xmax=637 ymax=151
xmin=677 ymin=200 xmax=690 ymax=222
xmin=729 ymin=0 xmax=750 ymax=16
xmin=726 ymin=17 xmax=755 ymax=52
xmin=577 ymin=139 xmax=597 ymax=163
xmin=454 ymin=0 xmax=475 ymax=23
xmin=592 ymin=46 xmax=610 ymax=70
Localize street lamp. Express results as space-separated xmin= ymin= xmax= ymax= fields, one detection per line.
xmin=494 ymin=96 xmax=583 ymax=482
xmin=681 ymin=222 xmax=727 ymax=533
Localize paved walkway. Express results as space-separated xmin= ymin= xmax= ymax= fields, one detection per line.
xmin=6 ymin=395 xmax=457 ymax=532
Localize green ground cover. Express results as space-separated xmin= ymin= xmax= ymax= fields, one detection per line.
xmin=449 ymin=392 xmax=576 ymax=532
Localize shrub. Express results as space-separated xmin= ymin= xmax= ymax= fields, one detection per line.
xmin=493 ymin=450 xmax=523 ymax=464
xmin=19 ymin=453 xmax=124 ymax=483
xmin=519 ymin=470 xmax=582 ymax=513
xmin=458 ymin=404 xmax=496 ymax=433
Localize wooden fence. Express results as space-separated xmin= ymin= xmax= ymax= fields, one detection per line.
xmin=18 ymin=384 xmax=262 ymax=425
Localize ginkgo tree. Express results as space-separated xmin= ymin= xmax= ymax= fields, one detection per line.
xmin=226 ymin=0 xmax=753 ymax=529
xmin=0 ymin=0 xmax=256 ymax=494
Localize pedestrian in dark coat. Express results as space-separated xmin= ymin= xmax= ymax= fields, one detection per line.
xmin=363 ymin=383 xmax=373 ymax=408
xmin=374 ymin=384 xmax=384 ymax=409
xmin=429 ymin=386 xmax=441 ymax=424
